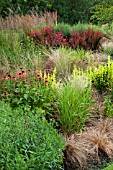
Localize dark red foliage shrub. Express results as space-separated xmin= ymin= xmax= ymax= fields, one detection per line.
xmin=43 ymin=31 xmax=67 ymax=47
xmin=69 ymin=27 xmax=102 ymax=50
xmin=28 ymin=30 xmax=41 ymax=44
xmin=28 ymin=26 xmax=67 ymax=48
xmin=41 ymin=26 xmax=54 ymax=37
xmin=68 ymin=30 xmax=82 ymax=49
xmin=28 ymin=26 xmax=103 ymax=50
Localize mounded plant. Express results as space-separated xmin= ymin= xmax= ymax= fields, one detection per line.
xmin=54 ymin=22 xmax=72 ymax=39
xmin=0 ymin=101 xmax=64 ymax=170
xmin=69 ymin=27 xmax=102 ymax=51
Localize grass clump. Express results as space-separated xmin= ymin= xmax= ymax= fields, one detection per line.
xmin=45 ymin=47 xmax=92 ymax=79
xmin=65 ymin=118 xmax=113 ymax=169
xmin=56 ymin=67 xmax=92 ymax=133
xmin=102 ymin=41 xmax=113 ymax=57
xmin=0 ymin=30 xmax=45 ymax=73
xmin=0 ymin=11 xmax=57 ymax=31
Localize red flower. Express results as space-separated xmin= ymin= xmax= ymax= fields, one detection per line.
xmin=22 ymin=71 xmax=26 ymax=76
xmin=36 ymin=74 xmax=41 ymax=79
xmin=17 ymin=73 xmax=23 ymax=78
xmin=44 ymin=80 xmax=48 ymax=85
xmin=2 ymin=75 xmax=10 ymax=80
xmin=12 ymin=77 xmax=17 ymax=80
xmin=107 ymin=88 xmax=112 ymax=91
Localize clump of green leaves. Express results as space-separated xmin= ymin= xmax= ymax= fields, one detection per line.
xmin=54 ymin=22 xmax=72 ymax=38
xmin=103 ymin=163 xmax=113 ymax=170
xmin=90 ymin=1 xmax=113 ymax=24
xmin=0 ymin=101 xmax=64 ymax=170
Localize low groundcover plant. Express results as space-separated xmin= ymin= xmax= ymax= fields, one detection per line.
xmin=0 ymin=101 xmax=64 ymax=170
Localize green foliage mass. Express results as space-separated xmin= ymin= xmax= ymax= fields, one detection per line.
xmin=0 ymin=101 xmax=64 ymax=170
xmin=0 ymin=0 xmax=96 ymax=24
xmin=1 ymin=0 xmax=113 ymax=24
xmin=90 ymin=0 xmax=113 ymax=24
xmin=103 ymin=163 xmax=113 ymax=170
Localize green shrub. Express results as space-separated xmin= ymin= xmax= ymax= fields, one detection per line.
xmin=56 ymin=67 xmax=92 ymax=133
xmin=103 ymin=163 xmax=113 ymax=170
xmin=0 ymin=101 xmax=64 ymax=170
xmin=109 ymin=22 xmax=113 ymax=36
xmin=90 ymin=1 xmax=113 ymax=25
xmin=72 ymin=22 xmax=89 ymax=33
xmin=103 ymin=75 xmax=113 ymax=117
xmin=103 ymin=94 xmax=113 ymax=117
xmin=54 ymin=22 xmax=72 ymax=38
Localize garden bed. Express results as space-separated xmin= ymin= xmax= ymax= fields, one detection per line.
xmin=1 ymin=15 xmax=113 ymax=169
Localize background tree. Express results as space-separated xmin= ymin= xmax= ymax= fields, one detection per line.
xmin=90 ymin=0 xmax=113 ymax=24
xmin=1 ymin=0 xmax=112 ymax=25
